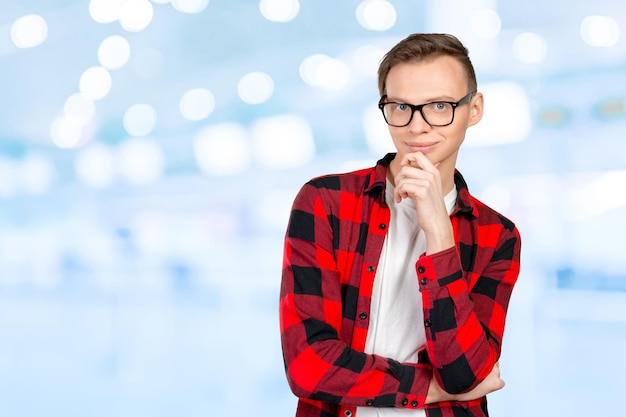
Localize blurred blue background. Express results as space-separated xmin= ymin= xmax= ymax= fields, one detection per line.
xmin=1 ymin=0 xmax=625 ymax=416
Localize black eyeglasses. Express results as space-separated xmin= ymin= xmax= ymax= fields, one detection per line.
xmin=378 ymin=92 xmax=474 ymax=127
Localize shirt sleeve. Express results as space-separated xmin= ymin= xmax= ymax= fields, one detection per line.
xmin=279 ymin=183 xmax=432 ymax=409
xmin=417 ymin=220 xmax=521 ymax=394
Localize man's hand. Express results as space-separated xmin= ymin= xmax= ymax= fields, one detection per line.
xmin=392 ymin=152 xmax=454 ymax=254
xmin=425 ymin=362 xmax=505 ymax=404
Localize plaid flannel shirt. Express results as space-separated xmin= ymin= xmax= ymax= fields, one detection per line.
xmin=280 ymin=153 xmax=521 ymax=417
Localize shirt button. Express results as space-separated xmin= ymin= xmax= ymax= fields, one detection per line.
xmin=401 ymin=399 xmax=408 ymax=406
xmin=420 ymin=278 xmax=428 ymax=285
xmin=344 ymin=411 xmax=353 ymax=417
xmin=379 ymin=223 xmax=386 ymax=230
xmin=417 ymin=266 xmax=425 ymax=273
xmin=424 ymin=320 xmax=432 ymax=327
xmin=366 ymin=399 xmax=374 ymax=406
xmin=411 ymin=400 xmax=418 ymax=407
xmin=367 ymin=265 xmax=375 ymax=273
xmin=359 ymin=312 xmax=368 ymax=320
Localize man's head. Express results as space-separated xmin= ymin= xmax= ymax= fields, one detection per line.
xmin=377 ymin=33 xmax=477 ymax=97
xmin=377 ymin=33 xmax=484 ymax=192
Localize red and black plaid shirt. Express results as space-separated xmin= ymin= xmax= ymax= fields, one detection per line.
xmin=280 ymin=153 xmax=521 ymax=417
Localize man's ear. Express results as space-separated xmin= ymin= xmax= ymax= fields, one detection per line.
xmin=467 ymin=92 xmax=484 ymax=127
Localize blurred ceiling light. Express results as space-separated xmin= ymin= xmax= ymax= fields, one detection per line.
xmin=465 ymin=81 xmax=531 ymax=146
xmin=10 ymin=14 xmax=48 ymax=48
xmin=363 ymin=104 xmax=394 ymax=155
xmin=64 ymin=93 xmax=96 ymax=126
xmin=260 ymin=0 xmax=300 ymax=23
xmin=152 ymin=0 xmax=171 ymax=3
xmin=581 ymin=15 xmax=620 ymax=47
xmin=470 ymin=8 xmax=501 ymax=39
xmin=539 ymin=107 xmax=570 ymax=127
xmin=75 ymin=144 xmax=116 ymax=189
xmin=172 ymin=0 xmax=210 ymax=14
xmin=193 ymin=123 xmax=251 ymax=176
xmin=299 ymin=54 xmax=351 ymax=91
xmin=119 ymin=0 xmax=154 ymax=32
xmin=98 ymin=35 xmax=131 ymax=70
xmin=51 ymin=117 xmax=84 ymax=149
xmin=89 ymin=0 xmax=123 ymax=24
xmin=123 ymin=104 xmax=157 ymax=137
xmin=238 ymin=72 xmax=274 ymax=104
xmin=597 ymin=98 xmax=625 ymax=119
xmin=79 ymin=66 xmax=112 ymax=101
xmin=351 ymin=44 xmax=385 ymax=77
xmin=180 ymin=88 xmax=215 ymax=121
xmin=513 ymin=32 xmax=548 ymax=64
xmin=251 ymin=114 xmax=315 ymax=169
xmin=356 ymin=0 xmax=396 ymax=31
xmin=20 ymin=154 xmax=56 ymax=195
xmin=118 ymin=138 xmax=165 ymax=184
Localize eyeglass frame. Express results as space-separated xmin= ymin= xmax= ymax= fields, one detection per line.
xmin=377 ymin=91 xmax=475 ymax=127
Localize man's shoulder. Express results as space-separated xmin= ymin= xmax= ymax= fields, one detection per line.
xmin=304 ymin=164 xmax=384 ymax=196
xmin=468 ymin=194 xmax=518 ymax=234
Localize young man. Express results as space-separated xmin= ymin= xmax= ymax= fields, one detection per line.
xmin=279 ymin=33 xmax=521 ymax=417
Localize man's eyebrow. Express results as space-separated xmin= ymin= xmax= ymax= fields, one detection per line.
xmin=385 ymin=95 xmax=457 ymax=103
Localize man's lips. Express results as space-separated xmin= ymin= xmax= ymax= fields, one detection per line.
xmin=406 ymin=141 xmax=438 ymax=152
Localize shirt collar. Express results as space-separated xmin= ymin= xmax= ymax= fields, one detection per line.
xmin=453 ymin=169 xmax=479 ymax=218
xmin=366 ymin=153 xmax=478 ymax=218
xmin=364 ymin=153 xmax=395 ymax=193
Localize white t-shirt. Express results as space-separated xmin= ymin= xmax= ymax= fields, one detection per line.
xmin=356 ymin=180 xmax=457 ymax=417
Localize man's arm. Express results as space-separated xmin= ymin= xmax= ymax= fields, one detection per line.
xmin=393 ymin=152 xmax=521 ymax=395
xmin=426 ymin=361 xmax=505 ymax=404
xmin=280 ymin=181 xmax=433 ymax=408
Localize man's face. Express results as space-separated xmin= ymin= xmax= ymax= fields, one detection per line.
xmin=383 ymin=55 xmax=483 ymax=178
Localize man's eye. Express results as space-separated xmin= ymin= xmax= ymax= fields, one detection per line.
xmin=396 ymin=103 xmax=409 ymax=112
xmin=432 ymin=102 xmax=449 ymax=111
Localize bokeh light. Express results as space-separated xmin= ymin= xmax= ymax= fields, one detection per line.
xmin=79 ymin=66 xmax=112 ymax=101
xmin=513 ymin=32 xmax=548 ymax=64
xmin=10 ymin=14 xmax=48 ymax=48
xmin=50 ymin=117 xmax=83 ymax=149
xmin=299 ymin=54 xmax=351 ymax=90
xmin=171 ymin=0 xmax=210 ymax=14
xmin=119 ymin=0 xmax=154 ymax=32
xmin=89 ymin=0 xmax=123 ymax=24
xmin=470 ymin=8 xmax=501 ymax=39
xmin=123 ymin=104 xmax=158 ymax=137
xmin=193 ymin=123 xmax=251 ymax=176
xmin=580 ymin=15 xmax=621 ymax=47
xmin=98 ymin=35 xmax=131 ymax=70
xmin=64 ymin=93 xmax=96 ymax=126
xmin=179 ymin=88 xmax=215 ymax=121
xmin=355 ymin=0 xmax=396 ymax=31
xmin=251 ymin=114 xmax=315 ymax=169
xmin=259 ymin=0 xmax=300 ymax=23
xmin=238 ymin=72 xmax=275 ymax=104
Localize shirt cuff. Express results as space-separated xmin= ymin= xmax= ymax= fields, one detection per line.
xmin=416 ymin=246 xmax=461 ymax=291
